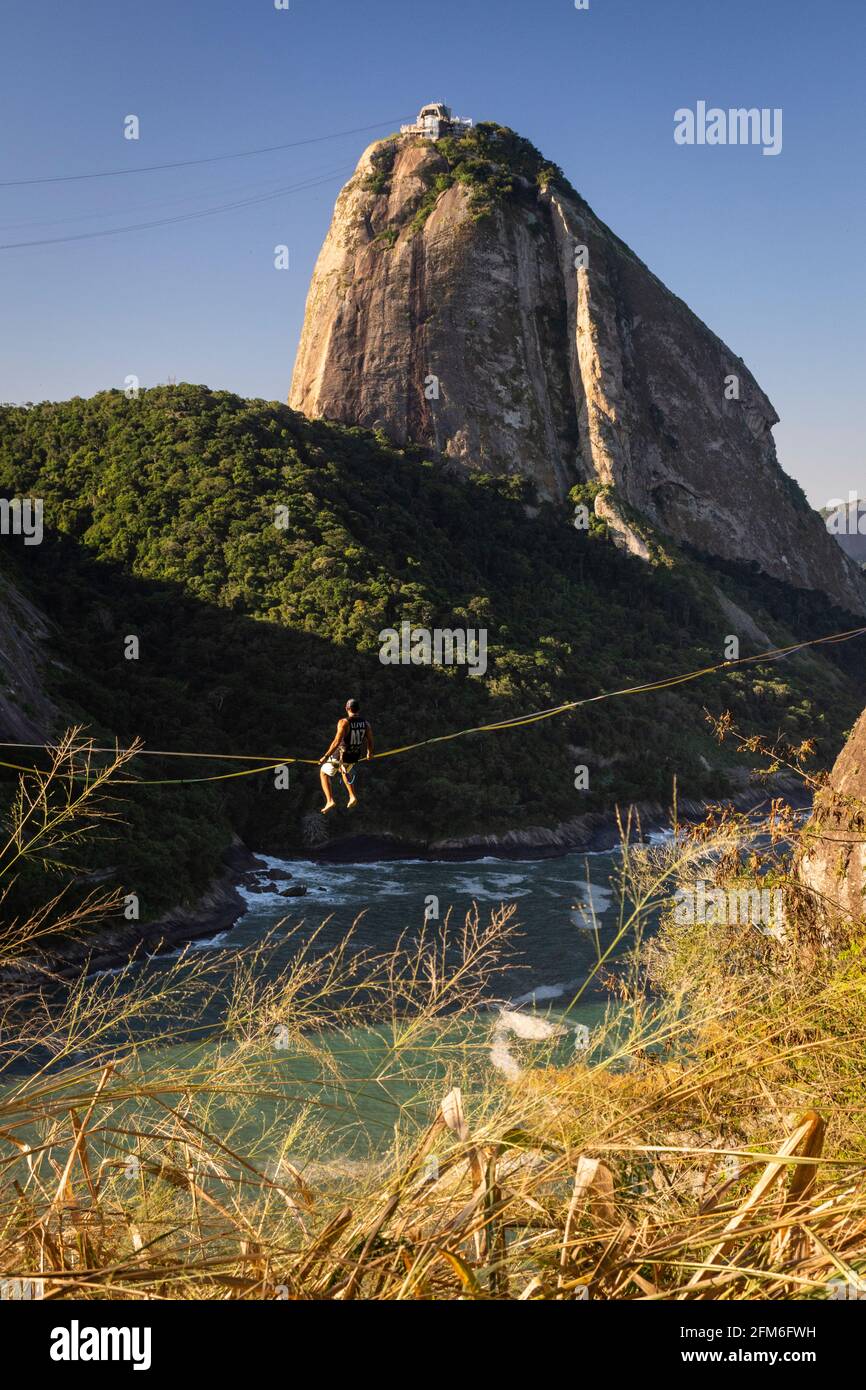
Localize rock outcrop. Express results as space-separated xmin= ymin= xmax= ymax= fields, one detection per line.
xmin=0 ymin=567 xmax=57 ymax=741
xmin=290 ymin=124 xmax=866 ymax=616
xmin=797 ymin=709 xmax=866 ymax=933
xmin=0 ymin=871 xmax=247 ymax=984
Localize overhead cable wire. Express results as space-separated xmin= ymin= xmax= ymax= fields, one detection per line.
xmin=0 ymin=118 xmax=410 ymax=188
xmin=0 ymin=164 xmax=355 ymax=249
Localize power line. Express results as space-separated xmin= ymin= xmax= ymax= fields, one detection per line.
xmin=0 ymin=119 xmax=408 ymax=189
xmin=0 ymin=165 xmax=354 ymax=250
xmin=0 ymin=169 xmax=323 ymax=233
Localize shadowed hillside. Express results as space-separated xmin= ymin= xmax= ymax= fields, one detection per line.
xmin=1 ymin=385 xmax=864 ymax=929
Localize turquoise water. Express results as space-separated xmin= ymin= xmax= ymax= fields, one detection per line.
xmin=142 ymin=848 xmax=643 ymax=1153
xmin=11 ymin=847 xmax=658 ymax=1158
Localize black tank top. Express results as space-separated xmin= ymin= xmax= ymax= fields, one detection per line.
xmin=341 ymin=717 xmax=368 ymax=763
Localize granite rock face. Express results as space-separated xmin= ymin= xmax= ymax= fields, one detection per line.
xmin=797 ymin=708 xmax=866 ymax=933
xmin=290 ymin=131 xmax=866 ymax=615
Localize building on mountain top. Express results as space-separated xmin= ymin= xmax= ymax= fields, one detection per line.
xmin=400 ymin=103 xmax=473 ymax=140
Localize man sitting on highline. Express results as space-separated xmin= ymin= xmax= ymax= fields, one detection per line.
xmin=319 ymin=699 xmax=373 ymax=813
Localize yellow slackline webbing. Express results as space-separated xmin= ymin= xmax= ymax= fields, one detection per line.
xmin=0 ymin=756 xmax=296 ymax=787
xmin=0 ymin=622 xmax=864 ymax=786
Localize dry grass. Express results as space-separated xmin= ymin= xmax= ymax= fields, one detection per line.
xmin=1 ymin=729 xmax=866 ymax=1300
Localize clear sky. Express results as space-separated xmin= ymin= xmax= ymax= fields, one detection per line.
xmin=1 ymin=0 xmax=862 ymax=508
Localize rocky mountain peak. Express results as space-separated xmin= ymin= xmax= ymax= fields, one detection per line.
xmin=290 ymin=122 xmax=866 ymax=615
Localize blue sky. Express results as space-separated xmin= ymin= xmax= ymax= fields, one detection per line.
xmin=1 ymin=0 xmax=862 ymax=506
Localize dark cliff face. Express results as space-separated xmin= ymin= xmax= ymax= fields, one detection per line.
xmin=290 ymin=127 xmax=866 ymax=616
xmin=0 ymin=566 xmax=56 ymax=741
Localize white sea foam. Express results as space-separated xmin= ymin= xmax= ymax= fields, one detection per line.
xmin=510 ymin=982 xmax=570 ymax=1008
xmin=488 ymin=1007 xmax=569 ymax=1080
xmin=241 ymin=856 xmax=537 ymax=909
xmin=443 ymin=870 xmax=532 ymax=900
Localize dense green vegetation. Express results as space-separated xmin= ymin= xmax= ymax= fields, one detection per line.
xmin=368 ymin=123 xmax=581 ymax=238
xmin=0 ymin=385 xmax=862 ymax=923
xmin=434 ymin=122 xmax=579 ymax=215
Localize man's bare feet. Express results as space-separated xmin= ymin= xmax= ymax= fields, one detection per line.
xmin=320 ymin=802 xmax=336 ymax=815
xmin=346 ymin=797 xmax=358 ymax=810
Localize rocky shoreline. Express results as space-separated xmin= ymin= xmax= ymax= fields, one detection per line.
xmin=0 ymin=871 xmax=248 ymax=989
xmin=304 ymin=774 xmax=810 ymax=862
xmin=2 ymin=777 xmax=810 ymax=984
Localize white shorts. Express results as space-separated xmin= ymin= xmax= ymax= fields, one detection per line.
xmin=321 ymin=759 xmax=341 ymax=777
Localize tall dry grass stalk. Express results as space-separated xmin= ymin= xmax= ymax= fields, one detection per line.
xmin=1 ymin=725 xmax=866 ymax=1300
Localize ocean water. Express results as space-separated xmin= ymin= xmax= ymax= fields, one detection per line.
xmin=172 ymin=847 xmax=633 ymax=1009
xmin=11 ymin=846 xmax=664 ymax=1158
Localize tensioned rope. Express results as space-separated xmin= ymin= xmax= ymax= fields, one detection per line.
xmin=0 ymin=623 xmax=864 ymax=787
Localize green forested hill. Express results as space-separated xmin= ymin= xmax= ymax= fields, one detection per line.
xmin=0 ymin=385 xmax=863 ymax=922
